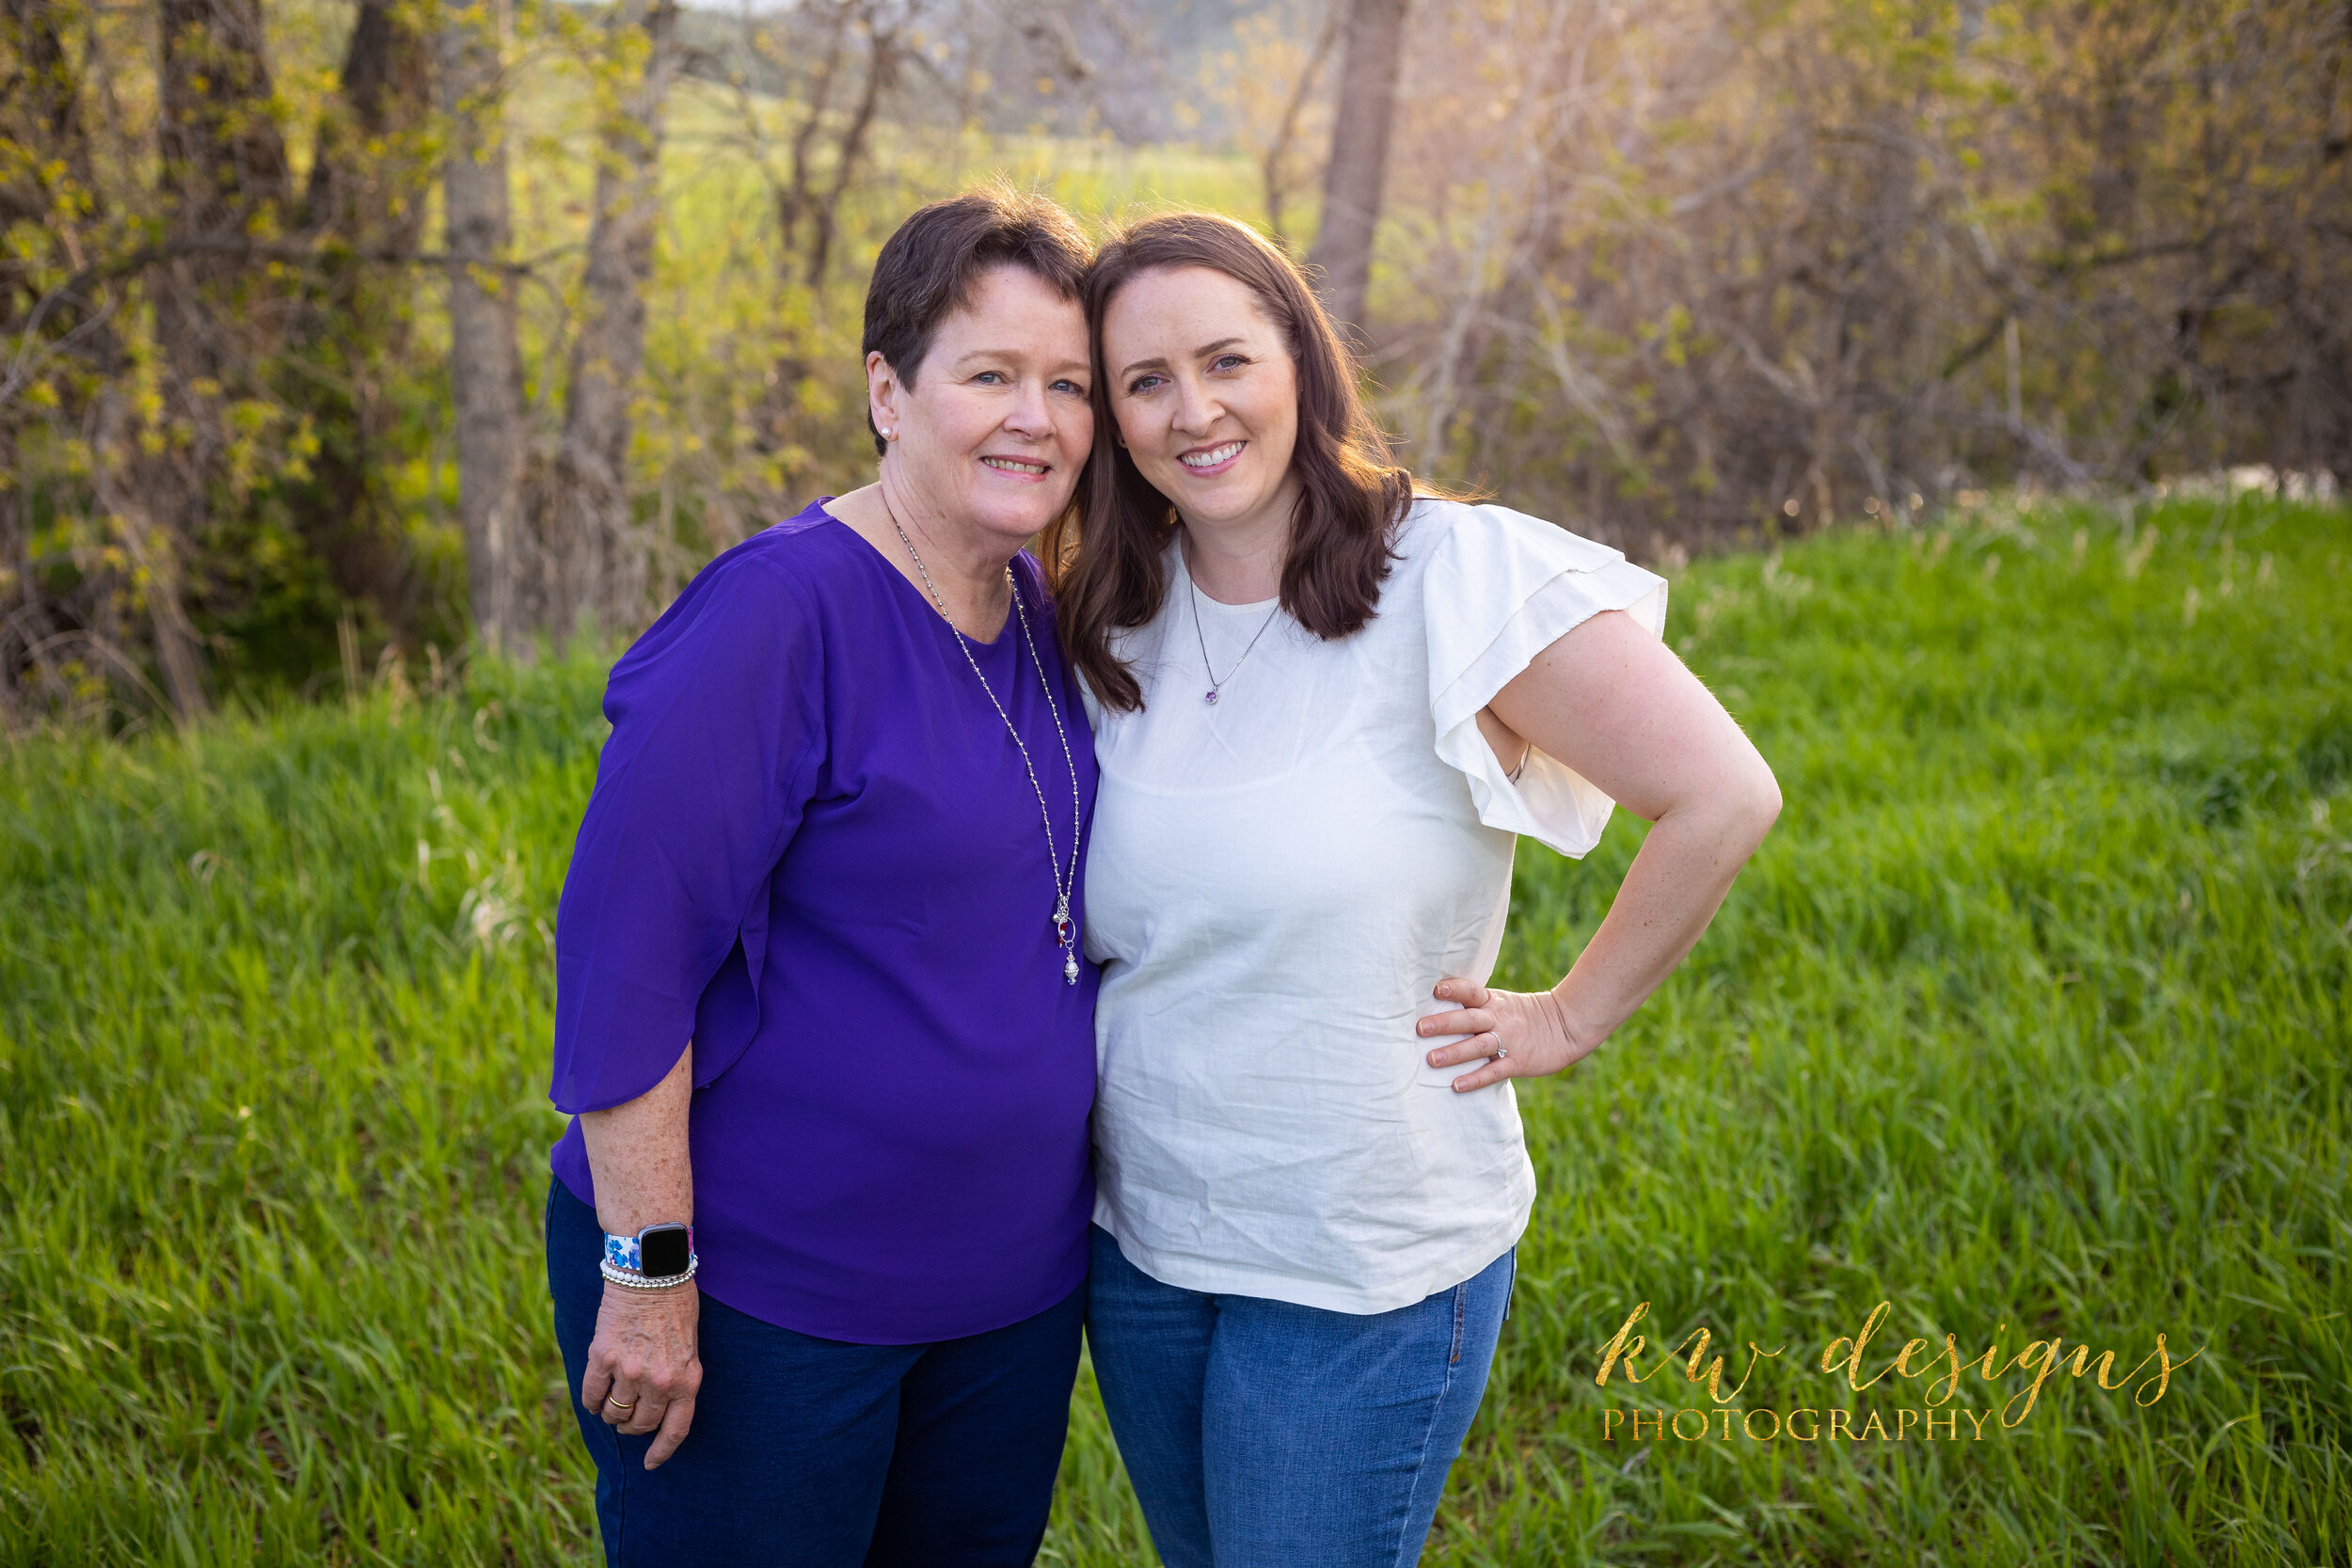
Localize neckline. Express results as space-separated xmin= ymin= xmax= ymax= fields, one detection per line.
xmin=1174 ymin=534 xmax=1279 ymax=614
xmin=816 ymin=496 xmax=1020 ymax=648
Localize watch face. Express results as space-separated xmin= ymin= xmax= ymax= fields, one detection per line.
xmin=639 ymin=1225 xmax=691 ymax=1278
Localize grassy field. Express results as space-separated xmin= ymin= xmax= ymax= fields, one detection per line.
xmin=1 ymin=495 xmax=2346 ymax=1565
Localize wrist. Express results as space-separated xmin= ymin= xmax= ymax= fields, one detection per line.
xmin=602 ymin=1221 xmax=696 ymax=1288
xmin=601 ymin=1255 xmax=699 ymax=1291
xmin=1541 ymin=985 xmax=1596 ymax=1061
xmin=604 ymin=1272 xmax=698 ymax=1305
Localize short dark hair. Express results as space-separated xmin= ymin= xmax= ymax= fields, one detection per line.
xmin=1045 ymin=212 xmax=1415 ymax=712
xmin=861 ymin=185 xmax=1094 ymax=455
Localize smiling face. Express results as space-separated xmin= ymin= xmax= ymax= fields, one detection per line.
xmin=868 ymin=263 xmax=1093 ymax=548
xmin=1101 ymin=264 xmax=1302 ymax=544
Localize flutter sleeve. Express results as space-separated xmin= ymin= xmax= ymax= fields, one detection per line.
xmin=1423 ymin=500 xmax=1669 ymax=859
xmin=549 ymin=550 xmax=825 ymax=1114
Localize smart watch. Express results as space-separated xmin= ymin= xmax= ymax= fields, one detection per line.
xmin=637 ymin=1222 xmax=691 ymax=1279
xmin=603 ymin=1222 xmax=695 ymax=1279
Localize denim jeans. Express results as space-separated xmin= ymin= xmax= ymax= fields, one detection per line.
xmin=1085 ymin=1225 xmax=1515 ymax=1568
xmin=546 ymin=1177 xmax=1083 ymax=1567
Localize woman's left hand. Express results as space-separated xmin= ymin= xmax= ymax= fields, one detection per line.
xmin=1417 ymin=976 xmax=1600 ymax=1093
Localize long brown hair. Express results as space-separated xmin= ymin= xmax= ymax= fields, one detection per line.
xmin=1045 ymin=212 xmax=1414 ymax=712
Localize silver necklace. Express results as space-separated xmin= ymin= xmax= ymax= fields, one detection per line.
xmin=886 ymin=498 xmax=1085 ymax=985
xmin=1184 ymin=540 xmax=1283 ymax=705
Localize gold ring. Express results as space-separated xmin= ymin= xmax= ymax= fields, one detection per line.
xmin=605 ymin=1395 xmax=638 ymax=1413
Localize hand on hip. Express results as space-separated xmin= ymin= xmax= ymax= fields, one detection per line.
xmin=1416 ymin=976 xmax=1595 ymax=1093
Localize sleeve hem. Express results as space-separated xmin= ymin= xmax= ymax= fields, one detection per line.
xmin=1430 ymin=556 xmax=1668 ymax=860
xmin=547 ymin=550 xmax=825 ymax=1115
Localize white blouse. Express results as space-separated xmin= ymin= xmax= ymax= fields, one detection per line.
xmin=1080 ymin=497 xmax=1669 ymax=1313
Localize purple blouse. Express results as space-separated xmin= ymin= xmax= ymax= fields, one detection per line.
xmin=548 ymin=499 xmax=1099 ymax=1344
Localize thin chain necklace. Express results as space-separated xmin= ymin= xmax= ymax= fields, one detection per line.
xmin=1184 ymin=537 xmax=1284 ymax=705
xmin=885 ymin=494 xmax=1085 ymax=985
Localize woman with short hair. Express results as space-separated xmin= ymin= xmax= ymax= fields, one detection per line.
xmin=1053 ymin=212 xmax=1782 ymax=1566
xmin=545 ymin=187 xmax=1100 ymax=1567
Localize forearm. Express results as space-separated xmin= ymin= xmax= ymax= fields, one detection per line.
xmin=578 ymin=1043 xmax=695 ymax=1233
xmin=1427 ymin=608 xmax=1781 ymax=1090
xmin=1549 ymin=796 xmax=1774 ymax=1051
xmin=574 ymin=1043 xmax=702 ymax=1467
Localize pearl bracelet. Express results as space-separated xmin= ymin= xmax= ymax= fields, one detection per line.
xmin=600 ymin=1255 xmax=698 ymax=1291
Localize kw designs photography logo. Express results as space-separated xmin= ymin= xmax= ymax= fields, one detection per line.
xmin=1593 ymin=1301 xmax=2201 ymax=1444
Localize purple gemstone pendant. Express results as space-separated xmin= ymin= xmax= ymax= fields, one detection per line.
xmin=1204 ymin=689 xmax=1219 ymax=705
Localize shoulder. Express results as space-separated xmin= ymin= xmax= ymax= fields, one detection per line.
xmin=710 ymin=499 xmax=860 ymax=594
xmin=671 ymin=497 xmax=897 ymax=623
xmin=1397 ymin=495 xmax=1631 ymax=575
xmin=1409 ymin=495 xmax=1669 ymax=660
xmin=613 ymin=501 xmax=854 ymax=680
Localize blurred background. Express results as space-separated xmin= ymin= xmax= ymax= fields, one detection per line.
xmin=3 ymin=0 xmax=2346 ymax=725
xmin=3 ymin=7 xmax=2349 ymax=1565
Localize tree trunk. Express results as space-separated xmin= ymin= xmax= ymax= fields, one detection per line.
xmin=0 ymin=0 xmax=87 ymax=694
xmin=291 ymin=0 xmax=436 ymax=642
xmin=0 ymin=0 xmax=96 ymax=219
xmin=549 ymin=0 xmax=680 ymax=641
xmin=1305 ymin=0 xmax=1407 ymax=337
xmin=803 ymin=18 xmax=890 ymax=291
xmin=93 ymin=390 xmax=211 ymax=722
xmin=440 ymin=0 xmax=531 ymax=652
xmin=753 ymin=0 xmax=856 ymax=468
xmin=1263 ymin=9 xmax=1342 ymax=247
xmin=776 ymin=0 xmax=853 ymax=258
xmin=156 ymin=0 xmax=293 ymax=385
xmin=148 ymin=0 xmax=294 ymax=718
xmin=304 ymin=0 xmax=432 ymax=245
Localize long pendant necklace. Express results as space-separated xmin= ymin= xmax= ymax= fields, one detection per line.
xmin=887 ymin=497 xmax=1085 ymax=985
xmin=1184 ymin=539 xmax=1283 ymax=705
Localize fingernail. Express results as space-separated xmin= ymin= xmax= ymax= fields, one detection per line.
xmin=1427 ymin=1051 xmax=1442 ymax=1065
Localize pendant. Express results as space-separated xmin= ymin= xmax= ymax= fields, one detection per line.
xmin=1052 ymin=895 xmax=1079 ymax=984
xmin=1204 ymin=689 xmax=1219 ymax=705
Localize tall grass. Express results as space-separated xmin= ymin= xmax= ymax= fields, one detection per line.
xmin=1 ymin=496 xmax=2344 ymax=1565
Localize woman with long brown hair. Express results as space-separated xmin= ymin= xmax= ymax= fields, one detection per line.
xmin=1053 ymin=212 xmax=1782 ymax=1566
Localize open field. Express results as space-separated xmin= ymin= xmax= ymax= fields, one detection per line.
xmin=1 ymin=496 xmax=2346 ymax=1565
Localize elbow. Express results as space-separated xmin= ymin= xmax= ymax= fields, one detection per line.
xmin=1742 ymin=761 xmax=1783 ymax=847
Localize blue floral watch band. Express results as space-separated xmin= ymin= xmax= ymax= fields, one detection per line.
xmin=603 ymin=1226 xmax=693 ymax=1273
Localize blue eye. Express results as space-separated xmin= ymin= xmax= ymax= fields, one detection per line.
xmin=1212 ymin=354 xmax=1248 ymax=372
xmin=973 ymin=371 xmax=1007 ymax=385
xmin=1052 ymin=378 xmax=1087 ymax=396
xmin=1127 ymin=373 xmax=1164 ymax=394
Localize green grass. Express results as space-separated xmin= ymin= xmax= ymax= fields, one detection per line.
xmin=2 ymin=496 xmax=2346 ymax=1565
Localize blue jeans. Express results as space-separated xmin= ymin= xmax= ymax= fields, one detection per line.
xmin=546 ymin=1178 xmax=1083 ymax=1567
xmin=1085 ymin=1225 xmax=1514 ymax=1568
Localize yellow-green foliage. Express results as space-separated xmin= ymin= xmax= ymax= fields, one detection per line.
xmin=435 ymin=63 xmax=1274 ymax=607
xmin=1 ymin=498 xmax=2346 ymax=1564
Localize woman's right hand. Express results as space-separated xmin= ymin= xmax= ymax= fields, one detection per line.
xmin=580 ymin=1280 xmax=703 ymax=1468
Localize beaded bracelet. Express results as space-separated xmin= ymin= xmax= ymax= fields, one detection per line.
xmin=599 ymin=1255 xmax=699 ymax=1291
